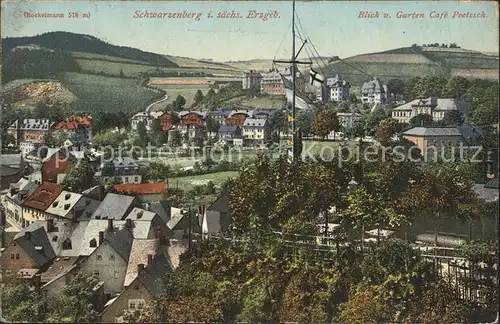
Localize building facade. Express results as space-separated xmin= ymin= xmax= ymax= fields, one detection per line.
xmin=242 ymin=70 xmax=263 ymax=90
xmin=7 ymin=119 xmax=53 ymax=156
xmin=243 ymin=118 xmax=270 ymax=143
xmin=326 ymin=75 xmax=350 ymax=102
xmin=361 ymin=77 xmax=388 ymax=104
xmin=391 ymin=97 xmax=472 ymax=124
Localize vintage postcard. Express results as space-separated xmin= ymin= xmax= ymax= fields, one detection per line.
xmin=0 ymin=1 xmax=499 ymax=323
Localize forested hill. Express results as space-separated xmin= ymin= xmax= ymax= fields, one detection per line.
xmin=2 ymin=31 xmax=178 ymax=68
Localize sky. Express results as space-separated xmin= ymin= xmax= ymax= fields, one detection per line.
xmin=1 ymin=1 xmax=498 ymax=61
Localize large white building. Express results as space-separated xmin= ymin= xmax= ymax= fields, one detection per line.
xmin=361 ymin=77 xmax=389 ymax=104
xmin=391 ymin=97 xmax=472 ymax=124
xmin=326 ymin=75 xmax=350 ymax=102
xmin=243 ymin=118 xmax=269 ymax=143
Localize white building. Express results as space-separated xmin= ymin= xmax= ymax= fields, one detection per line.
xmin=130 ymin=112 xmax=152 ymax=131
xmin=326 ymin=75 xmax=350 ymax=102
xmin=243 ymin=118 xmax=270 ymax=143
xmin=361 ymin=77 xmax=388 ymax=104
xmin=391 ymin=97 xmax=472 ymax=124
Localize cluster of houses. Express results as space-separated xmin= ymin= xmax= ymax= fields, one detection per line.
xmin=243 ymin=67 xmax=391 ymax=105
xmin=6 ymin=114 xmax=93 ymax=156
xmin=130 ymin=109 xmax=278 ymax=145
xmin=0 ymin=169 xmax=231 ymax=322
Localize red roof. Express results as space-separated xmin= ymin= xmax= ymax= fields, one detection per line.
xmin=55 ymin=116 xmax=92 ymax=130
xmin=22 ymin=182 xmax=63 ymax=211
xmin=113 ymin=183 xmax=167 ymax=195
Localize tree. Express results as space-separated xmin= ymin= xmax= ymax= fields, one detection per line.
xmin=170 ymin=129 xmax=182 ymax=147
xmin=151 ymin=118 xmax=162 ymax=134
xmin=296 ymin=109 xmax=314 ymax=136
xmin=119 ymin=69 xmax=125 ymax=78
xmin=387 ymin=78 xmax=405 ymax=99
xmin=442 ymin=110 xmax=464 ymax=126
xmin=175 ymin=95 xmax=187 ymax=109
xmin=155 ymin=131 xmax=169 ymax=147
xmin=62 ymin=154 xmax=95 ymax=193
xmin=1 ymin=278 xmax=49 ymax=323
xmin=374 ymin=118 xmax=400 ymax=145
xmin=409 ymin=113 xmax=433 ymax=127
xmin=364 ymin=108 xmax=390 ymax=136
xmin=205 ymin=117 xmax=220 ymax=134
xmin=348 ymin=93 xmax=359 ymax=103
xmin=193 ymin=89 xmax=204 ymax=106
xmin=443 ymin=76 xmax=471 ymax=99
xmin=142 ymin=161 xmax=170 ymax=182
xmin=46 ymin=272 xmax=100 ymax=323
xmin=350 ymin=119 xmax=366 ymax=139
xmin=311 ymin=108 xmax=339 ymax=140
xmin=136 ymin=121 xmax=148 ymax=147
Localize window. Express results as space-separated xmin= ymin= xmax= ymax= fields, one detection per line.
xmin=110 ymin=254 xmax=115 ymax=261
xmin=10 ymin=254 xmax=15 ymax=260
xmin=93 ymin=269 xmax=99 ymax=276
xmin=134 ymin=176 xmax=139 ymax=183
xmin=96 ymin=254 xmax=102 ymax=261
xmin=89 ymin=239 xmax=97 ymax=248
xmin=114 ymin=270 xmax=120 ymax=279
xmin=16 ymin=254 xmax=20 ymax=259
xmin=129 ymin=300 xmax=136 ymax=309
xmin=138 ymin=300 xmax=145 ymax=309
xmin=63 ymin=239 xmax=72 ymax=250
xmin=125 ymin=177 xmax=129 ymax=183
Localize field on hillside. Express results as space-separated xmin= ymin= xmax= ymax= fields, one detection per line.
xmin=57 ymin=72 xmax=160 ymax=114
xmin=326 ymin=60 xmax=449 ymax=85
xmin=227 ymin=95 xmax=285 ymax=109
xmin=153 ymin=84 xmax=212 ymax=108
xmin=171 ymin=171 xmax=239 ymax=191
xmin=225 ymin=59 xmax=276 ymax=72
xmin=451 ymin=69 xmax=499 ymax=80
xmin=166 ymin=55 xmax=240 ymax=71
xmin=347 ymin=54 xmax=434 ymax=64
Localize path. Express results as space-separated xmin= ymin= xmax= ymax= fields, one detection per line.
xmin=145 ymin=93 xmax=169 ymax=114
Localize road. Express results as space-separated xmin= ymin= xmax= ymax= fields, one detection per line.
xmin=145 ymin=94 xmax=169 ymax=114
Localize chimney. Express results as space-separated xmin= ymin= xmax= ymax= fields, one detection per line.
xmin=34 ymin=274 xmax=41 ymax=293
xmin=126 ymin=218 xmax=132 ymax=228
xmin=25 ymin=231 xmax=31 ymax=241
xmin=98 ymin=231 xmax=104 ymax=245
xmin=47 ymin=219 xmax=54 ymax=232
xmin=0 ymin=210 xmax=5 ymax=227
xmin=137 ymin=263 xmax=145 ymax=273
xmin=107 ymin=219 xmax=113 ymax=232
xmin=147 ymin=254 xmax=153 ymax=265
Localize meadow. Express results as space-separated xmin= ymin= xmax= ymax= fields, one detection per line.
xmin=57 ymin=72 xmax=160 ymax=114
xmin=226 ymin=94 xmax=285 ymax=109
xmin=153 ymin=84 xmax=212 ymax=108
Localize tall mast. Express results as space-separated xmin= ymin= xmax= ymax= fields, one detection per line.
xmin=292 ymin=0 xmax=296 ymax=162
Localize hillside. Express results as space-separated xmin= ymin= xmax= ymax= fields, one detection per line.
xmin=325 ymin=46 xmax=499 ymax=87
xmin=2 ymin=31 xmax=178 ymax=67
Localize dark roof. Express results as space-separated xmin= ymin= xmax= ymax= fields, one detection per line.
xmin=104 ymin=229 xmax=134 ymax=261
xmin=147 ymin=201 xmax=171 ymax=224
xmin=485 ymin=178 xmax=499 ymax=189
xmin=218 ymin=125 xmax=240 ymax=134
xmin=402 ymin=127 xmax=462 ymax=137
xmin=10 ymin=182 xmax=40 ymax=205
xmin=14 ymin=224 xmax=56 ymax=267
xmin=207 ymin=187 xmax=229 ymax=213
xmin=457 ymin=126 xmax=485 ymax=145
xmin=22 ymin=182 xmax=63 ymax=211
xmin=0 ymin=165 xmax=21 ymax=177
xmin=138 ymin=253 xmax=173 ymax=298
xmin=90 ymin=193 xmax=135 ymax=220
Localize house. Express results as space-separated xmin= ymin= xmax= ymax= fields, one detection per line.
xmin=167 ymin=207 xmax=189 ymax=239
xmin=243 ymin=118 xmax=270 ymax=143
xmin=243 ymin=70 xmax=263 ymax=90
xmin=130 ymin=112 xmax=152 ymax=131
xmin=202 ymin=188 xmax=230 ymax=238
xmin=112 ymin=183 xmax=168 ymax=202
xmin=392 ymin=97 xmax=472 ymax=124
xmin=21 ymin=182 xmax=63 ymax=227
xmin=325 ymin=75 xmax=350 ymax=102
xmin=7 ymin=119 xmax=54 ymax=156
xmin=41 ymin=148 xmax=76 ymax=183
xmin=0 ymin=223 xmax=56 ymax=279
xmin=99 ymin=158 xmax=142 ymax=184
xmin=123 ymin=239 xmax=159 ymax=288
xmin=3 ymin=179 xmax=39 ymax=227
xmin=100 ymin=253 xmax=173 ymax=323
xmin=227 ymin=110 xmax=252 ymax=126
xmin=53 ymin=114 xmax=93 ymax=147
xmin=79 ymin=228 xmax=134 ymax=295
xmin=361 ymin=77 xmax=388 ymax=104
xmin=473 ymin=178 xmax=499 ymax=203
xmin=0 ymin=155 xmax=28 ymax=190
xmin=217 ymin=125 xmax=242 ymax=143
xmin=260 ymin=67 xmax=305 ymax=95
xmin=157 ymin=111 xmax=179 ymax=131
xmin=252 ymin=109 xmax=277 ymax=120
xmin=44 ymin=191 xmax=86 ymax=221
xmin=178 ymin=111 xmax=207 ymax=128
xmin=401 ymin=126 xmax=485 ymax=159
xmin=208 ymin=109 xmax=233 ymax=125
xmin=337 ymin=113 xmax=362 ymax=132
xmin=82 ymin=185 xmax=108 ymax=201
xmin=125 ymin=207 xmax=173 ymax=242
xmin=90 ymin=193 xmax=136 ymax=220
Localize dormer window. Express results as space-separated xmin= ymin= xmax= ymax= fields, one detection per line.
xmin=52 ymin=235 xmax=58 ymax=242
xmin=52 ymin=201 xmax=59 ymax=208
xmin=63 ymin=238 xmax=72 ymax=250
xmin=65 ymin=193 xmax=71 ymax=200
xmin=137 ymin=211 xmax=143 ymax=219
xmin=64 ymin=204 xmax=70 ymax=210
xmin=89 ymin=239 xmax=97 ymax=247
